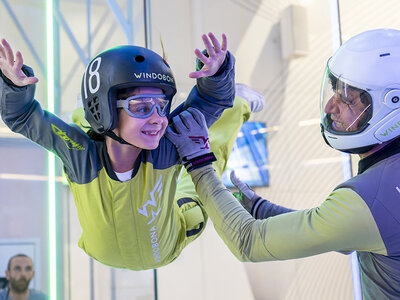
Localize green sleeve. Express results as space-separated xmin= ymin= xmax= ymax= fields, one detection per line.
xmin=190 ymin=166 xmax=387 ymax=262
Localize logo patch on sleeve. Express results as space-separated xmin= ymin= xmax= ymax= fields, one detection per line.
xmin=52 ymin=124 xmax=86 ymax=150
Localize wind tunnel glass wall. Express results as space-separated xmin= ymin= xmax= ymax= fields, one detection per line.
xmin=57 ymin=0 xmax=157 ymax=299
xmin=0 ymin=0 xmax=157 ymax=299
xmin=0 ymin=0 xmax=50 ymax=298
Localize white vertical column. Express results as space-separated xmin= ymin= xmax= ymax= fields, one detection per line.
xmin=328 ymin=1 xmax=362 ymax=299
xmin=46 ymin=0 xmax=57 ymax=299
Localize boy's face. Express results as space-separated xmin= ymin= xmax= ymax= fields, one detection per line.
xmin=114 ymin=86 xmax=168 ymax=150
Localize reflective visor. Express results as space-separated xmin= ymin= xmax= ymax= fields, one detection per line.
xmin=320 ymin=68 xmax=373 ymax=134
xmin=116 ymin=94 xmax=169 ymax=119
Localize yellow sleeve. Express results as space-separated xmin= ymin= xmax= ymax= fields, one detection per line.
xmin=190 ymin=165 xmax=387 ymax=262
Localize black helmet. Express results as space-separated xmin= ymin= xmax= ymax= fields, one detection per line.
xmin=81 ymin=45 xmax=177 ymax=134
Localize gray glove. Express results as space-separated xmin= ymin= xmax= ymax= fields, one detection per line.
xmin=166 ymin=107 xmax=216 ymax=172
xmin=230 ymin=171 xmax=263 ymax=215
xmin=231 ymin=171 xmax=294 ymax=218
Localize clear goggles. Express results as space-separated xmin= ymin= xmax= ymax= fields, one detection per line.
xmin=116 ymin=94 xmax=169 ymax=119
xmin=320 ymin=68 xmax=373 ymax=134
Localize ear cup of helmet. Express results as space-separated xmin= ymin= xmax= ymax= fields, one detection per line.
xmin=374 ymin=90 xmax=400 ymax=142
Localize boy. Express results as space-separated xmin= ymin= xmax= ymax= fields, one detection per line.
xmin=0 ymin=33 xmax=252 ymax=270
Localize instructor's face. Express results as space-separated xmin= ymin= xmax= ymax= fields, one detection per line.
xmin=324 ymin=88 xmax=369 ymax=132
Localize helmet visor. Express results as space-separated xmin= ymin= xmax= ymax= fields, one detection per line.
xmin=320 ymin=68 xmax=373 ymax=134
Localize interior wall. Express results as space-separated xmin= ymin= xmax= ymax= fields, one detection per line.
xmin=0 ymin=0 xmax=49 ymax=295
xmin=0 ymin=138 xmax=50 ymax=294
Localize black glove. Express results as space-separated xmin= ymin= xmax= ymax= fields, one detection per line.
xmin=166 ymin=107 xmax=216 ymax=172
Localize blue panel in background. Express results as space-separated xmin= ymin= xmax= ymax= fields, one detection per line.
xmin=222 ymin=121 xmax=269 ymax=187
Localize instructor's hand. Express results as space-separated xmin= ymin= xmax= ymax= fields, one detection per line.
xmin=230 ymin=171 xmax=263 ymax=214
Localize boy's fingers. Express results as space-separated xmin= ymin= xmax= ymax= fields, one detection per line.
xmin=2 ymin=39 xmax=14 ymax=65
xmin=178 ymin=110 xmax=194 ymax=130
xmin=188 ymin=71 xmax=201 ymax=79
xmin=171 ymin=115 xmax=185 ymax=134
xmin=0 ymin=44 xmax=5 ymax=59
xmin=187 ymin=107 xmax=206 ymax=127
xmin=208 ymin=32 xmax=221 ymax=52
xmin=14 ymin=51 xmax=24 ymax=71
xmin=221 ymin=33 xmax=227 ymax=51
xmin=202 ymin=34 xmax=215 ymax=57
xmin=22 ymin=77 xmax=39 ymax=86
xmin=165 ymin=126 xmax=178 ymax=139
xmin=194 ymin=48 xmax=208 ymax=65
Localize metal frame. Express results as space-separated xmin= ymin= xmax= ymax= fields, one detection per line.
xmin=1 ymin=0 xmax=46 ymax=74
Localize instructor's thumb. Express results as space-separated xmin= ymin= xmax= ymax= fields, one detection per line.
xmin=230 ymin=171 xmax=246 ymax=191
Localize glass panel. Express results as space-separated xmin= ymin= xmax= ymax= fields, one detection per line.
xmin=57 ymin=0 xmax=157 ymax=299
xmin=0 ymin=0 xmax=49 ymax=298
xmin=1 ymin=0 xmax=156 ymax=299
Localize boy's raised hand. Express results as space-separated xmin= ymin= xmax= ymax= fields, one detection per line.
xmin=189 ymin=32 xmax=227 ymax=79
xmin=0 ymin=38 xmax=38 ymax=86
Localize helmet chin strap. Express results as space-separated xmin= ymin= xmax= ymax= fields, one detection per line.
xmin=104 ymin=131 xmax=140 ymax=149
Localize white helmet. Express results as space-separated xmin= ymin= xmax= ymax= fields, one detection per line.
xmin=320 ymin=29 xmax=400 ymax=153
